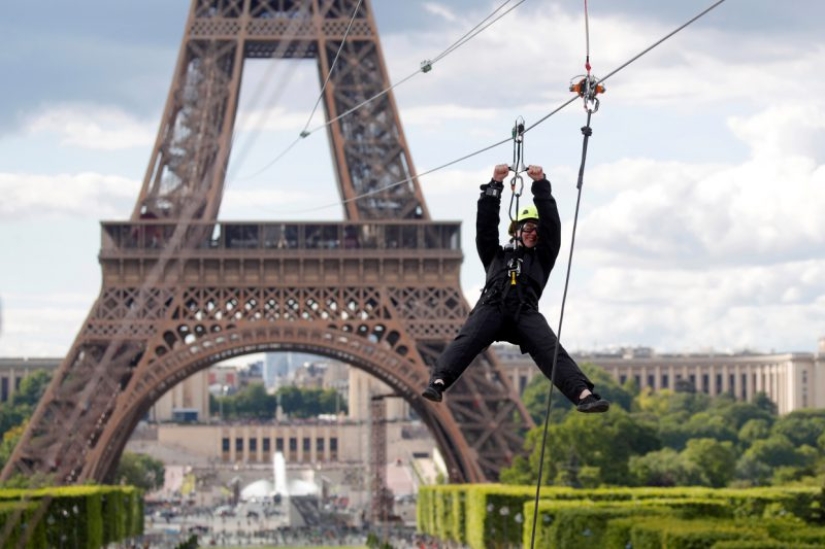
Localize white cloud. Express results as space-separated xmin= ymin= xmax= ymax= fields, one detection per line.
xmin=423 ymin=3 xmax=458 ymax=23
xmin=0 ymin=172 xmax=139 ymax=220
xmin=0 ymin=298 xmax=91 ymax=357
xmin=382 ymin=4 xmax=825 ymax=116
xmin=221 ymin=187 xmax=333 ymax=220
xmin=577 ymin=103 xmax=825 ymax=267
xmin=24 ymin=104 xmax=155 ymax=150
xmin=543 ymin=101 xmax=825 ymax=353
xmin=3 ymin=1 xmax=825 ymax=358
xmin=400 ymin=104 xmax=500 ymax=129
xmin=554 ymin=259 xmax=825 ymax=354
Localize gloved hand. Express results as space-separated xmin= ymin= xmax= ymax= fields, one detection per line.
xmin=479 ymin=179 xmax=504 ymax=198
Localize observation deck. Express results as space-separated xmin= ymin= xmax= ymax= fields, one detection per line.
xmin=99 ymin=221 xmax=463 ymax=287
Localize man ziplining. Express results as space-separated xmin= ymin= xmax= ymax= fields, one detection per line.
xmin=422 ymin=163 xmax=609 ymax=414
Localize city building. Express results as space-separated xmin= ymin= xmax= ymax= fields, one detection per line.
xmin=3 ymin=337 xmax=825 ymax=416
xmin=495 ymin=337 xmax=825 ymax=415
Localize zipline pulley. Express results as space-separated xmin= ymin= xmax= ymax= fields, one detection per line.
xmin=569 ymin=74 xmax=605 ymax=113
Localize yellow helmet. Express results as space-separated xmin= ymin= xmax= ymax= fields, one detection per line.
xmin=516 ymin=205 xmax=539 ymax=223
xmin=509 ymin=205 xmax=539 ymax=235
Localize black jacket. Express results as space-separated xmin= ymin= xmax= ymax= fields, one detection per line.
xmin=476 ymin=178 xmax=562 ymax=308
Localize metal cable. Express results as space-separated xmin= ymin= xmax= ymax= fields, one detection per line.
xmin=274 ymin=0 xmax=727 ymax=215
xmin=300 ymin=0 xmax=365 ymax=136
xmin=234 ymin=0 xmax=531 ymax=183
xmin=528 ymin=109 xmax=593 ymax=549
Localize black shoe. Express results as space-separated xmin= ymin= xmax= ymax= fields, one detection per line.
xmin=576 ymin=393 xmax=610 ymax=414
xmin=422 ymin=380 xmax=445 ymax=403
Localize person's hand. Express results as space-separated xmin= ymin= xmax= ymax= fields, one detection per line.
xmin=492 ymin=164 xmax=510 ymax=183
xmin=526 ymin=165 xmax=545 ymax=181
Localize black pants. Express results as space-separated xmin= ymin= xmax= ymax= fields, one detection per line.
xmin=431 ymin=302 xmax=594 ymax=404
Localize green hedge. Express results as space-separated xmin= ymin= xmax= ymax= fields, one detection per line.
xmin=418 ymin=485 xmax=825 ymax=549
xmin=0 ymin=485 xmax=142 ymax=548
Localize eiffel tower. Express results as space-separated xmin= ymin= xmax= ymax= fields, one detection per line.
xmin=1 ymin=0 xmax=533 ymax=485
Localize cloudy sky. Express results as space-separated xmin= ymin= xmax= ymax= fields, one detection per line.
xmin=1 ymin=0 xmax=823 ymax=358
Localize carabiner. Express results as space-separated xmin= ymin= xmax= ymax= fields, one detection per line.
xmin=511 ymin=116 xmax=526 ymax=174
xmin=509 ymin=173 xmax=524 ymax=197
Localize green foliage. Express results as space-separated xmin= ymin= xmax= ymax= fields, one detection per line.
xmin=683 ymin=438 xmax=738 ymax=488
xmin=736 ymin=434 xmax=816 ymax=486
xmin=0 ymin=485 xmax=142 ymax=548
xmin=366 ymin=531 xmax=395 ymax=548
xmin=420 ymin=485 xmax=825 ymax=549
xmin=772 ymin=409 xmax=825 ymax=448
xmin=508 ymin=407 xmax=660 ymax=487
xmin=739 ymin=419 xmax=772 ymax=445
xmin=0 ymin=423 xmax=26 ymax=472
xmin=210 ymin=382 xmax=346 ymax=420
xmin=520 ymin=362 xmax=634 ymax=424
xmin=505 ymin=376 xmax=825 ymax=490
xmin=114 ymin=452 xmax=165 ymax=491
xmin=174 ymin=534 xmax=199 ymax=549
xmin=10 ymin=370 xmax=52 ymax=408
xmin=720 ymin=402 xmax=775 ymax=432
xmin=276 ymin=385 xmax=347 ymax=418
xmin=629 ymin=448 xmax=704 ymax=487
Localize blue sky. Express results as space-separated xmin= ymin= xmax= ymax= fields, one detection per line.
xmin=1 ymin=0 xmax=824 ymax=357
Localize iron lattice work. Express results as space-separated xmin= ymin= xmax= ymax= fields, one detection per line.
xmin=1 ymin=0 xmax=533 ymax=487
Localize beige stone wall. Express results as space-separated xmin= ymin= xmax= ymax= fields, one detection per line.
xmin=154 ymin=420 xmax=431 ymax=467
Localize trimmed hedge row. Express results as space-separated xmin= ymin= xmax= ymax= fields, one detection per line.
xmin=418 ymin=485 xmax=825 ymax=549
xmin=0 ymin=485 xmax=143 ymax=548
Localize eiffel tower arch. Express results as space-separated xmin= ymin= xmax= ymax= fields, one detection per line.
xmin=2 ymin=0 xmax=533 ymax=486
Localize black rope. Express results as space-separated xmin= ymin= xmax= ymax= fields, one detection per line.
xmin=528 ymin=110 xmax=594 ymax=549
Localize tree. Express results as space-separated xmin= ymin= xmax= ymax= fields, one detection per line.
xmin=772 ymin=409 xmax=825 ymax=448
xmin=682 ymin=438 xmax=737 ymax=488
xmin=735 ymin=434 xmax=816 ymax=486
xmin=628 ymin=448 xmax=703 ymax=487
xmin=277 ymin=386 xmax=304 ymax=417
xmin=503 ymin=407 xmax=660 ymax=487
xmin=275 ymin=386 xmax=347 ymax=418
xmin=0 ymin=405 xmax=30 ymax=438
xmin=667 ymin=390 xmax=711 ymax=416
xmin=716 ymin=401 xmax=774 ymax=433
xmin=636 ymin=387 xmax=673 ymax=416
xmin=681 ymin=412 xmax=738 ymax=445
xmin=499 ymin=455 xmax=533 ymax=485
xmin=10 ymin=370 xmax=51 ymax=408
xmin=235 ymin=383 xmax=277 ymax=419
xmin=520 ymin=362 xmax=633 ymax=425
xmin=738 ymin=419 xmax=771 ymax=446
xmin=0 ymin=369 xmax=52 ymax=436
xmin=0 ymin=423 xmax=26 ymax=472
xmin=115 ymin=452 xmax=165 ymax=491
xmin=753 ymin=392 xmax=778 ymax=415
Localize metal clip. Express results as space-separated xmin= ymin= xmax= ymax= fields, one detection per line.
xmin=509 ymin=174 xmax=523 ymax=198
xmin=507 ymin=257 xmax=522 ymax=285
xmin=511 ymin=116 xmax=526 ymax=173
